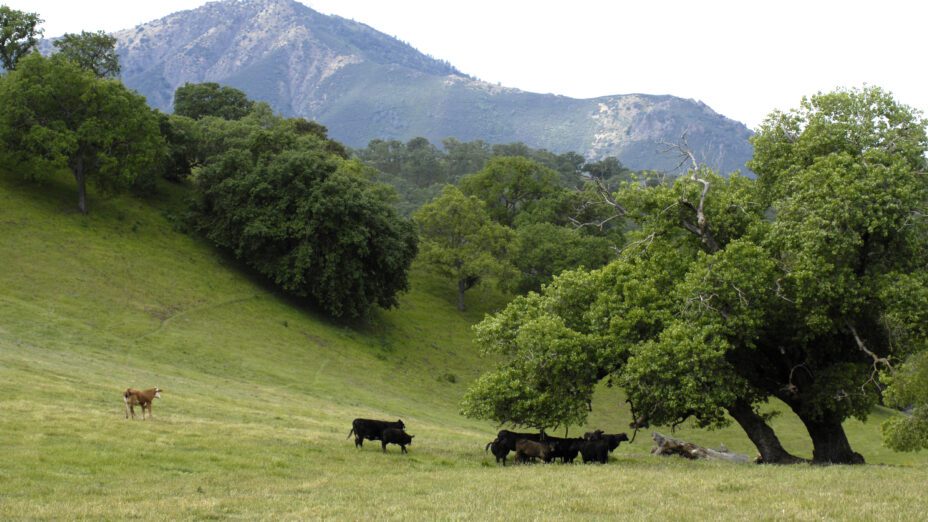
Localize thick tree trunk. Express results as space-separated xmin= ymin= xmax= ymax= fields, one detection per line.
xmin=726 ymin=400 xmax=807 ymax=464
xmin=457 ymin=278 xmax=466 ymax=311
xmin=797 ymin=413 xmax=865 ymax=464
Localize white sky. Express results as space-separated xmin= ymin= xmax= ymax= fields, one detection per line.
xmin=7 ymin=0 xmax=927 ymax=128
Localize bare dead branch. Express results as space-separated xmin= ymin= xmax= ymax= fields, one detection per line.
xmin=774 ymin=278 xmax=795 ymax=303
xmin=846 ymin=321 xmax=893 ymax=392
xmin=658 ymin=131 xmax=699 ymax=173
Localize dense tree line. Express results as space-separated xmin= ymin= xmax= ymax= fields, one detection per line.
xmin=356 ymin=136 xmax=649 ymax=308
xmin=353 ymin=136 xmax=642 ymax=216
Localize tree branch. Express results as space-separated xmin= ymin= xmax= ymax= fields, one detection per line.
xmin=846 ymin=321 xmax=893 ymax=392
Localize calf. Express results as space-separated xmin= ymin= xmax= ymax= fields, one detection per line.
xmin=347 ymin=418 xmax=405 ymax=448
xmin=485 ymin=437 xmax=510 ymax=466
xmin=124 ymin=388 xmax=162 ymax=420
xmin=515 ymin=439 xmax=554 ymax=464
xmin=381 ymin=428 xmax=414 ymax=454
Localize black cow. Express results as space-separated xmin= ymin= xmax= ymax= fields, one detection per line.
xmin=347 ymin=418 xmax=405 ymax=448
xmin=603 ymin=433 xmax=629 ymax=453
xmin=557 ymin=438 xmax=585 ymax=463
xmin=515 ymin=439 xmax=554 ymax=463
xmin=583 ymin=430 xmax=629 ymax=451
xmin=485 ymin=437 xmax=510 ymax=466
xmin=580 ymin=439 xmax=609 ymax=464
xmin=381 ymin=428 xmax=414 ymax=453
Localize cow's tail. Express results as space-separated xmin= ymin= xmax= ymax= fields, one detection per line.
xmin=346 ymin=427 xmax=355 ymax=439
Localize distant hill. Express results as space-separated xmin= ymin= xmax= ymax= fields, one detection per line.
xmin=111 ymin=0 xmax=753 ymax=173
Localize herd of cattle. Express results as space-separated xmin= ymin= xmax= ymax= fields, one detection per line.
xmin=348 ymin=417 xmax=629 ymax=464
xmin=121 ymin=393 xmax=630 ymax=465
xmin=485 ymin=429 xmax=629 ymax=465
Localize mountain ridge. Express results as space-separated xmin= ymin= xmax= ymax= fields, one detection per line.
xmin=106 ymin=0 xmax=752 ymax=172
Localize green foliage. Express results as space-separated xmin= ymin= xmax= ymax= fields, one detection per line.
xmin=190 ymin=129 xmax=418 ymax=318
xmin=52 ymin=30 xmax=120 ymax=78
xmin=0 ymin=53 xmax=164 ymax=213
xmin=0 ymin=5 xmax=42 ymax=71
xmin=413 ymin=185 xmax=515 ymax=310
xmin=157 ymin=113 xmax=200 ymax=181
xmin=462 ymin=269 xmax=606 ymax=428
xmin=511 ymin=223 xmax=614 ymax=293
xmin=460 ymin=156 xmax=561 ymax=226
xmin=174 ymin=82 xmax=255 ymax=121
xmin=883 ymin=352 xmax=928 ymax=451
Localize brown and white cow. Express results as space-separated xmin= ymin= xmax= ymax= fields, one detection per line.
xmin=124 ymin=388 xmax=162 ymax=420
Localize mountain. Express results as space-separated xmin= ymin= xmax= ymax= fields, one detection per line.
xmin=112 ymin=0 xmax=753 ymax=173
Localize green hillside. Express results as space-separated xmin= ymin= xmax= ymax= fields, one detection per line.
xmin=2 ymin=174 xmax=927 ymax=520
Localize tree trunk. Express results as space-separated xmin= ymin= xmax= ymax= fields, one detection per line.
xmin=457 ymin=278 xmax=466 ymax=311
xmin=74 ymin=158 xmax=88 ymax=214
xmin=726 ymin=400 xmax=807 ymax=464
xmin=797 ymin=413 xmax=865 ymax=464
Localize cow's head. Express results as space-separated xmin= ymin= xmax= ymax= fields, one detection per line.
xmin=154 ymin=388 xmax=163 ymax=399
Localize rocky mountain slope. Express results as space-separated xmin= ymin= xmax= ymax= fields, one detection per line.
xmin=112 ymin=0 xmax=753 ymax=173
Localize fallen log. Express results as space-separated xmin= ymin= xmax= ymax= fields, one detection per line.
xmin=651 ymin=432 xmax=751 ymax=463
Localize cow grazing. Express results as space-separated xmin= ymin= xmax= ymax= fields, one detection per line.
xmin=515 ymin=439 xmax=554 ymax=463
xmin=580 ymin=439 xmax=609 ymax=464
xmin=124 ymin=388 xmax=162 ymax=420
xmin=347 ymin=418 xmax=405 ymax=448
xmin=381 ymin=428 xmax=414 ymax=454
xmin=485 ymin=438 xmax=510 ymax=465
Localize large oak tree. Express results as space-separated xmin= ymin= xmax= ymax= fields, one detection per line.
xmin=463 ymin=87 xmax=928 ymax=464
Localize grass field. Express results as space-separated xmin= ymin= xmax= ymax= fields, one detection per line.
xmin=2 ymin=174 xmax=928 ymax=520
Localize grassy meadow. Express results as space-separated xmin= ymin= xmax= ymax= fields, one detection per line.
xmin=2 ymin=174 xmax=928 ymax=520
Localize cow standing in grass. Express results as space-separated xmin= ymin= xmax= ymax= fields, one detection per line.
xmin=347 ymin=418 xmax=405 ymax=448
xmin=515 ymin=439 xmax=554 ymax=463
xmin=485 ymin=437 xmax=510 ymax=465
xmin=124 ymin=388 xmax=162 ymax=420
xmin=381 ymin=428 xmax=414 ymax=453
